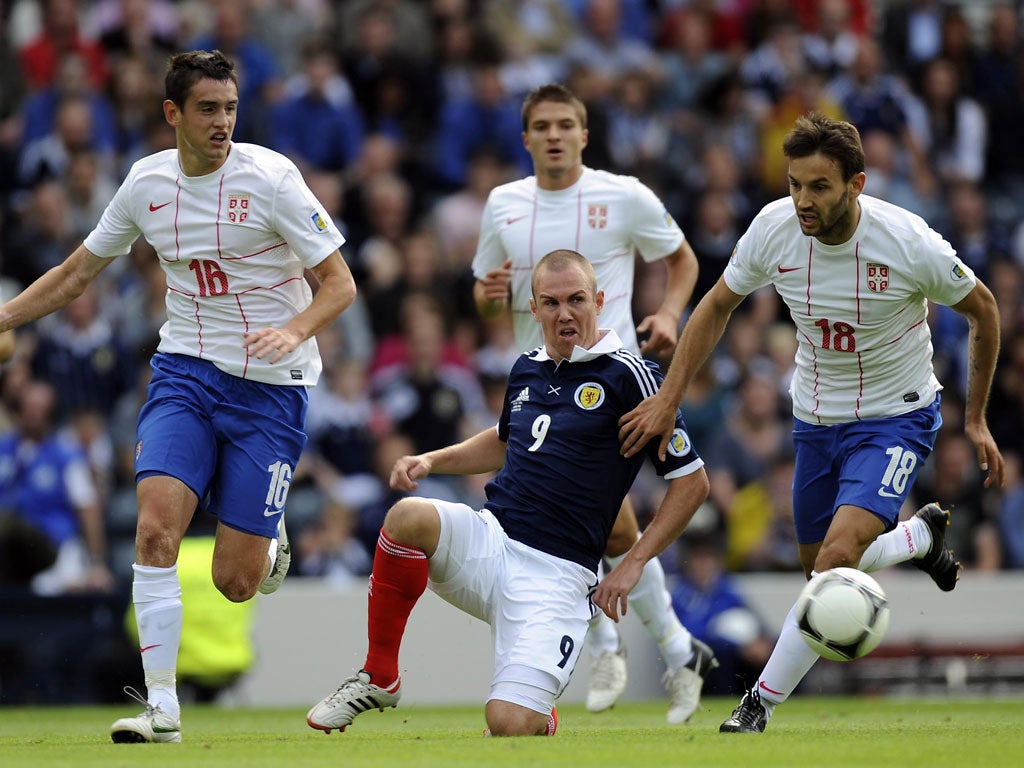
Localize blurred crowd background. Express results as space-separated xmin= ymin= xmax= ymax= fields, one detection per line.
xmin=1 ymin=0 xmax=1023 ymax=618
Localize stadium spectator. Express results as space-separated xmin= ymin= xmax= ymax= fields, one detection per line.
xmin=800 ymin=0 xmax=859 ymax=81
xmin=188 ymin=0 xmax=283 ymax=145
xmin=603 ymin=68 xmax=669 ymax=181
xmin=619 ymin=112 xmax=1004 ymax=733
xmin=0 ymin=50 xmax=356 ymax=743
xmin=703 ymin=370 xmax=791 ymax=531
xmin=669 ymin=527 xmax=773 ymax=695
xmin=997 ymin=452 xmax=1024 ymax=569
xmin=271 ymin=36 xmax=364 ymax=176
xmin=94 ymin=0 xmax=179 ymax=69
xmin=294 ymin=497 xmax=372 ymax=586
xmin=905 ymin=56 xmax=987 ymax=186
xmin=306 ymin=249 xmax=712 ymax=737
xmin=0 ymin=378 xmax=113 ymax=595
xmin=18 ymin=89 xmax=115 ymax=191
xmin=4 ymin=181 xmax=82 ymax=286
xmin=17 ymin=0 xmax=110 ymax=92
xmin=483 ymin=0 xmax=578 ymax=94
xmin=337 ymin=0 xmax=437 ymax=146
xmin=29 ymin=282 xmax=136 ymax=420
xmin=563 ymin=0 xmax=661 ymax=101
xmin=657 ymin=7 xmax=729 ymax=124
xmin=828 ymin=35 xmax=934 ymax=203
xmin=432 ymin=59 xmax=531 ymax=192
xmin=472 ymin=83 xmax=706 ymax=724
xmin=879 ymin=0 xmax=946 ymax=89
xmin=371 ymin=292 xmax=485 ymax=460
xmin=250 ymin=0 xmax=328 ymax=78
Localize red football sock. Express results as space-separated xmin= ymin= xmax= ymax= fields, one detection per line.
xmin=363 ymin=531 xmax=428 ymax=686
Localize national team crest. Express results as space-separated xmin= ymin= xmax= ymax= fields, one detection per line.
xmin=227 ymin=194 xmax=249 ymax=223
xmin=574 ymin=382 xmax=605 ymax=410
xmin=867 ymin=263 xmax=889 ymax=293
xmin=587 ymin=204 xmax=608 ymax=229
xmin=667 ymin=428 xmax=691 ymax=457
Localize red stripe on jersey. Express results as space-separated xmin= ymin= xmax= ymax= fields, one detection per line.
xmin=216 ymin=176 xmax=225 ymax=259
xmin=528 ymin=195 xmax=538 ymax=268
xmin=574 ymin=187 xmax=582 ymax=250
xmin=854 ymin=241 xmax=862 ymax=325
xmin=804 ymin=240 xmax=813 ymax=315
xmin=193 ymin=294 xmax=205 ymax=358
xmin=885 ymin=318 xmax=926 ymax=345
xmin=236 ymin=294 xmax=250 ymax=378
xmin=173 ymin=179 xmax=182 ymax=261
xmin=799 ymin=327 xmax=823 ymax=423
xmin=218 ymin=242 xmax=287 ymax=260
xmin=855 ymin=351 xmax=865 ymax=420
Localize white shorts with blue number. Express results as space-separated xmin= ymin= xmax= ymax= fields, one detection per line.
xmin=426 ymin=499 xmax=596 ymax=715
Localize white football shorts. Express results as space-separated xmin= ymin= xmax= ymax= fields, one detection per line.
xmin=426 ymin=499 xmax=596 ymax=715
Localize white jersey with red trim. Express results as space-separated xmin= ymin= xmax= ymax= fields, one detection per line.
xmin=472 ymin=166 xmax=684 ymax=353
xmin=84 ymin=143 xmax=345 ymax=386
xmin=724 ymin=194 xmax=976 ymax=424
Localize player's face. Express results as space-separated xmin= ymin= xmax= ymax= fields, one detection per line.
xmin=523 ymin=101 xmax=588 ymax=190
xmin=165 ymin=77 xmax=238 ymax=177
xmin=530 ymin=263 xmax=604 ymax=362
xmin=787 ymin=153 xmax=865 ymax=245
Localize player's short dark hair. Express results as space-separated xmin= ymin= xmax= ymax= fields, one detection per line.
xmin=521 ymin=84 xmax=588 ymax=132
xmin=165 ymin=50 xmax=238 ymax=107
xmin=532 ymin=249 xmax=597 ymax=298
xmin=782 ymin=111 xmax=865 ymax=182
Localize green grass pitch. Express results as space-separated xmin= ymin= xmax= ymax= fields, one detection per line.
xmin=2 ymin=697 xmax=1022 ymax=768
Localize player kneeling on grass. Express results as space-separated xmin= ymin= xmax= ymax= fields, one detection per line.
xmin=307 ymin=250 xmax=711 ymax=737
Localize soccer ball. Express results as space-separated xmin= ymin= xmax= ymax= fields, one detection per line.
xmin=795 ymin=567 xmax=890 ymax=661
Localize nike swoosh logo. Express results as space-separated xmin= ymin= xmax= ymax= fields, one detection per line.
xmin=264 ymin=507 xmax=282 ymax=517
xmin=149 ymin=201 xmax=172 ymax=212
xmin=877 ymin=488 xmax=901 ymax=498
xmin=506 ymin=215 xmax=528 ymax=226
xmin=140 ymin=644 xmax=162 ymax=653
xmin=759 ymin=681 xmax=784 ymax=695
xmin=777 ymin=265 xmax=801 ymax=273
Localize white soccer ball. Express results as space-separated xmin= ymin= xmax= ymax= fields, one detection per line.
xmin=795 ymin=567 xmax=891 ymax=662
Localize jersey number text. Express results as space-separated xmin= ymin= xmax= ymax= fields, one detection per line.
xmin=814 ymin=318 xmax=857 ymax=352
xmin=188 ymin=259 xmax=230 ymax=297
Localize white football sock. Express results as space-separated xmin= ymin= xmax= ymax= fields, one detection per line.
xmin=133 ymin=562 xmax=183 ymax=719
xmin=755 ymin=603 xmax=820 ymax=713
xmin=858 ymin=517 xmax=930 ymax=572
xmin=606 ymin=542 xmax=693 ymax=670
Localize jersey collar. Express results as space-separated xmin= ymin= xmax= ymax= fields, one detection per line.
xmin=533 ymin=328 xmax=623 ymax=363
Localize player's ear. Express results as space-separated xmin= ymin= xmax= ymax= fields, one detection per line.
xmin=529 ymin=297 xmax=539 ymax=321
xmin=595 ymin=289 xmax=604 ymax=313
xmin=581 ymin=127 xmax=589 ymax=150
xmin=849 ymin=171 xmax=867 ymax=197
xmin=163 ymin=99 xmax=180 ymax=128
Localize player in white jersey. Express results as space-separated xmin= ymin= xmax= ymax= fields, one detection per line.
xmin=619 ymin=112 xmax=1004 ymax=733
xmin=0 ymin=51 xmax=356 ymax=743
xmin=472 ymin=84 xmax=714 ymax=724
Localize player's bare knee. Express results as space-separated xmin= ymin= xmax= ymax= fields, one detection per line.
xmin=485 ymin=702 xmax=549 ymax=736
xmin=814 ymin=541 xmax=862 ymax=572
xmin=604 ymin=504 xmax=639 ymax=557
xmin=134 ymin=520 xmax=181 ymax=567
xmin=604 ymin=527 xmax=635 ymax=557
xmin=213 ymin=571 xmax=258 ymax=603
xmin=382 ymin=497 xmax=440 ymax=550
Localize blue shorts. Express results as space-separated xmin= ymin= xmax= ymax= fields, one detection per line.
xmin=791 ymin=396 xmax=942 ymax=544
xmin=135 ymin=353 xmax=308 ymax=538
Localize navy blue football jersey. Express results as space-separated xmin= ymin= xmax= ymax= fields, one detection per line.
xmin=485 ymin=332 xmax=703 ymax=572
